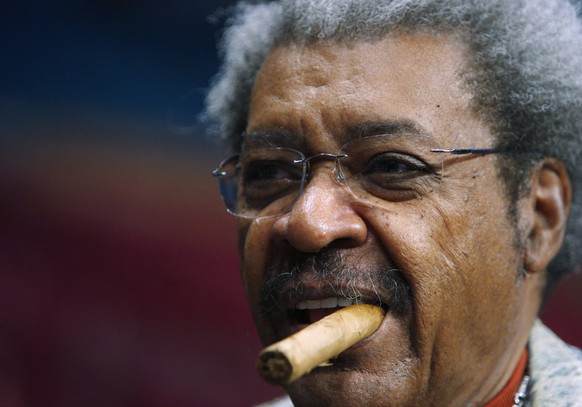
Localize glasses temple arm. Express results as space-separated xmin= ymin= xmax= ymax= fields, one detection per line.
xmin=430 ymin=148 xmax=500 ymax=155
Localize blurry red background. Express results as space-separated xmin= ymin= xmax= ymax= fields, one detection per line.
xmin=1 ymin=2 xmax=580 ymax=406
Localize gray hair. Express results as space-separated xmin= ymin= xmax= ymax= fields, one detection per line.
xmin=204 ymin=0 xmax=582 ymax=289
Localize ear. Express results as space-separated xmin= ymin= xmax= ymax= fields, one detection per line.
xmin=523 ymin=158 xmax=571 ymax=274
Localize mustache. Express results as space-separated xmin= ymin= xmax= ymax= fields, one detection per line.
xmin=259 ymin=249 xmax=413 ymax=317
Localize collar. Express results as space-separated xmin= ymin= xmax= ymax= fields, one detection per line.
xmin=484 ymin=349 xmax=529 ymax=407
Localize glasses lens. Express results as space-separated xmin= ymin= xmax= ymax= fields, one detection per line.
xmin=215 ymin=155 xmax=241 ymax=215
xmin=340 ymin=134 xmax=444 ymax=205
xmin=217 ymin=148 xmax=306 ymax=218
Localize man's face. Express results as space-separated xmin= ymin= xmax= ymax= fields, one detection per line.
xmin=239 ymin=34 xmax=534 ymax=406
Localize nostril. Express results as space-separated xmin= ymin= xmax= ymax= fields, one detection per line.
xmin=327 ymin=236 xmax=368 ymax=250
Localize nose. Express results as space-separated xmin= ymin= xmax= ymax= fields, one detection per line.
xmin=271 ymin=166 xmax=368 ymax=252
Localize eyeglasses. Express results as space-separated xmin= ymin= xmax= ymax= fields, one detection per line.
xmin=212 ymin=134 xmax=498 ymax=219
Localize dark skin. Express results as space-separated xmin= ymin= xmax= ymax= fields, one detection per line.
xmin=236 ymin=33 xmax=571 ymax=406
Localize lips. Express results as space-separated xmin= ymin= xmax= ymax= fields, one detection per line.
xmin=259 ymin=249 xmax=412 ymax=343
xmin=292 ymin=295 xmax=388 ymax=332
xmin=267 ymin=281 xmax=391 ymax=338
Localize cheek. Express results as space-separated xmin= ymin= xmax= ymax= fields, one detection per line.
xmin=364 ymin=191 xmax=520 ymax=325
xmin=237 ymin=218 xmax=273 ymax=313
xmin=364 ymin=207 xmax=453 ymax=333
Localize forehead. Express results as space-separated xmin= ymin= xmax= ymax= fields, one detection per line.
xmin=247 ymin=32 xmax=493 ymax=150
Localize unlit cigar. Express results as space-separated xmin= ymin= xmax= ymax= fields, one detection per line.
xmin=257 ymin=304 xmax=385 ymax=385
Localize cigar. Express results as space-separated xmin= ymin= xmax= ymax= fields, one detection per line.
xmin=256 ymin=304 xmax=385 ymax=386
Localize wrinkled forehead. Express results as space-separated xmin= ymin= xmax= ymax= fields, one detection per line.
xmin=256 ymin=33 xmax=467 ymax=85
xmin=246 ymin=32 xmax=491 ymax=151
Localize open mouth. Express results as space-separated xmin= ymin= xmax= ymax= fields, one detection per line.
xmin=289 ymin=296 xmax=388 ymax=329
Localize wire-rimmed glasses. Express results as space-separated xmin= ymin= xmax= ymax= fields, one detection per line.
xmin=212 ymin=133 xmax=497 ymax=219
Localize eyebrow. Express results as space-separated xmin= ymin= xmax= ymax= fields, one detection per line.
xmin=241 ymin=129 xmax=302 ymax=150
xmin=342 ymin=119 xmax=433 ymax=145
xmin=242 ymin=119 xmax=435 ymax=151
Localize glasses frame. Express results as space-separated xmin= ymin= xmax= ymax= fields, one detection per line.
xmin=212 ymin=142 xmax=500 ymax=219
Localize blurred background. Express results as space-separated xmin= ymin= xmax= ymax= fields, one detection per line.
xmin=1 ymin=1 xmax=580 ymax=406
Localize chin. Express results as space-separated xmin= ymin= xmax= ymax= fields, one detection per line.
xmin=286 ymin=363 xmax=423 ymax=407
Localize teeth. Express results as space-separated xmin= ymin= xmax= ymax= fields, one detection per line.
xmin=337 ymin=297 xmax=354 ymax=307
xmin=296 ymin=297 xmax=355 ymax=310
xmin=320 ymin=297 xmax=338 ymax=308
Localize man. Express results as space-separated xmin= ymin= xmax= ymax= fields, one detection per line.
xmin=206 ymin=0 xmax=582 ymax=405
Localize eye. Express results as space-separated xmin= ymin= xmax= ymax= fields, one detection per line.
xmin=354 ymin=152 xmax=438 ymax=201
xmin=363 ymin=152 xmax=430 ymax=181
xmin=241 ymin=159 xmax=304 ymax=207
xmin=244 ymin=160 xmax=302 ymax=184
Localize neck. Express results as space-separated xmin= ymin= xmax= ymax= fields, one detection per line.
xmin=483 ymin=349 xmax=528 ymax=407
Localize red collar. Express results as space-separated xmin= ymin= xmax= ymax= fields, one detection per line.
xmin=483 ymin=349 xmax=528 ymax=407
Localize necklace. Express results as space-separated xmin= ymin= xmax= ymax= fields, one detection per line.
xmin=513 ymin=374 xmax=530 ymax=407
